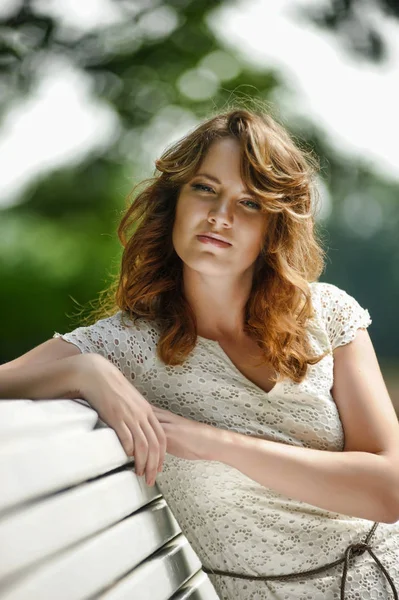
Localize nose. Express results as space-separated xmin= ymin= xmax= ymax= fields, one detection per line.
xmin=207 ymin=199 xmax=233 ymax=228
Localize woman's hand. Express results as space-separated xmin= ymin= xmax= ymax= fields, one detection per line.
xmin=152 ymin=406 xmax=218 ymax=461
xmin=74 ymin=353 xmax=166 ymax=486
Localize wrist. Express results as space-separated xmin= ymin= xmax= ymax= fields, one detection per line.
xmin=206 ymin=427 xmax=236 ymax=462
xmin=61 ymin=353 xmax=106 ymax=400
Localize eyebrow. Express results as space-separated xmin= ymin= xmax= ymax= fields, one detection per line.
xmin=192 ymin=172 xmax=252 ymax=195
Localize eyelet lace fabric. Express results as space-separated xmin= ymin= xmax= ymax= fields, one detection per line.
xmin=54 ymin=282 xmax=399 ymax=599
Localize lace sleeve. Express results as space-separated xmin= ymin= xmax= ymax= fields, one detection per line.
xmin=53 ymin=326 xmax=107 ymax=358
xmin=53 ymin=311 xmax=153 ymax=379
xmin=317 ymin=282 xmax=372 ymax=350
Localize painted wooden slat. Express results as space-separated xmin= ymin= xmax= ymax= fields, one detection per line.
xmin=0 ymin=428 xmax=132 ymax=514
xmin=170 ymin=570 xmax=220 ymax=599
xmin=0 ymin=499 xmax=182 ymax=600
xmin=0 ymin=398 xmax=221 ymax=599
xmin=0 ymin=468 xmax=162 ymax=581
xmin=0 ymin=400 xmax=98 ymax=446
xmin=97 ymin=534 xmax=203 ymax=600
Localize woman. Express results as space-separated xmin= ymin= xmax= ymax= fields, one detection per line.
xmin=2 ymin=107 xmax=399 ymax=599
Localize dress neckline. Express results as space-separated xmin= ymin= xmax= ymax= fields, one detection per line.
xmin=196 ymin=335 xmax=281 ymax=397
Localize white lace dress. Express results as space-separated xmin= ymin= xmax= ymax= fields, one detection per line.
xmin=53 ymin=282 xmax=399 ymax=599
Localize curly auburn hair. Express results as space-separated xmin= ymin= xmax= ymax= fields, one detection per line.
xmin=83 ymin=104 xmax=329 ymax=384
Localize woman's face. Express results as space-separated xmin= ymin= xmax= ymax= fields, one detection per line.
xmin=172 ymin=137 xmax=268 ymax=277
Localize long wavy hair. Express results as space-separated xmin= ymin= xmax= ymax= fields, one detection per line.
xmin=81 ymin=103 xmax=329 ymax=384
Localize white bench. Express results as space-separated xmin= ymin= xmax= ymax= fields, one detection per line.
xmin=0 ymin=399 xmax=220 ymax=600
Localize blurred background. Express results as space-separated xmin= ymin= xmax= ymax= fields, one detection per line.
xmin=0 ymin=0 xmax=398 ymax=410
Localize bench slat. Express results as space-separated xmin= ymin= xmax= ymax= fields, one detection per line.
xmin=0 ymin=400 xmax=98 ymax=446
xmin=1 ymin=398 xmax=220 ymax=599
xmin=0 ymin=429 xmax=131 ymax=514
xmin=170 ymin=571 xmax=220 ymax=600
xmin=0 ymin=499 xmax=182 ymax=600
xmin=97 ymin=534 xmax=203 ymax=600
xmin=0 ymin=469 xmax=161 ymax=581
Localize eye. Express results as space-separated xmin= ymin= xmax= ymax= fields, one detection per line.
xmin=191 ymin=183 xmax=214 ymax=193
xmin=242 ymin=200 xmax=261 ymax=210
xmin=191 ymin=183 xmax=261 ymax=210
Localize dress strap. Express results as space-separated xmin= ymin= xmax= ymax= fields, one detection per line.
xmin=202 ymin=522 xmax=398 ymax=599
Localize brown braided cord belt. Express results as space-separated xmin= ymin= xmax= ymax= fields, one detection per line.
xmin=202 ymin=521 xmax=398 ymax=600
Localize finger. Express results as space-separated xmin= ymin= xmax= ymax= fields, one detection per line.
xmin=148 ymin=412 xmax=167 ymax=471
xmin=152 ymin=407 xmax=174 ymax=423
xmin=115 ymin=421 xmax=135 ymax=457
xmin=127 ymin=422 xmax=148 ymax=476
xmin=140 ymin=419 xmax=161 ymax=484
xmin=152 ymin=406 xmax=169 ymax=415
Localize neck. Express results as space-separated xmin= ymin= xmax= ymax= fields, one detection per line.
xmin=182 ymin=265 xmax=255 ymax=341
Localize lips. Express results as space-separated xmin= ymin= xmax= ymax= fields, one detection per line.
xmin=197 ymin=235 xmax=232 ymax=248
xmin=197 ymin=233 xmax=232 ymax=245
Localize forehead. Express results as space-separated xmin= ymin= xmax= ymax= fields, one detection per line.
xmin=193 ymin=138 xmax=251 ymax=193
xmin=199 ymin=137 xmax=241 ymax=167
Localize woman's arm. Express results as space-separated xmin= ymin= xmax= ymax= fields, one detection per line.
xmin=0 ymin=349 xmax=91 ymax=401
xmin=0 ymin=340 xmax=167 ymax=485
xmin=206 ymin=329 xmax=399 ymax=523
xmin=208 ymin=428 xmax=396 ymax=523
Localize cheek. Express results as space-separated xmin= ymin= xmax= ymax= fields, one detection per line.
xmin=246 ymin=225 xmax=266 ymax=258
xmin=174 ymin=198 xmax=203 ymax=233
xmin=172 ymin=205 xmax=193 ymax=251
xmin=173 ymin=208 xmax=188 ymax=240
xmin=172 ymin=199 xmax=185 ymax=233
